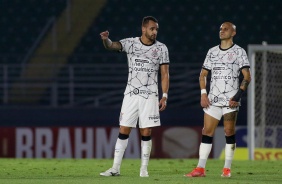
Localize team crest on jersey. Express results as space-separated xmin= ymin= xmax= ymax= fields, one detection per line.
xmin=227 ymin=53 xmax=234 ymax=61
xmin=151 ymin=49 xmax=158 ymax=57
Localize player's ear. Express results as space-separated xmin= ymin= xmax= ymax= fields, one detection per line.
xmin=141 ymin=26 xmax=146 ymax=34
xmin=232 ymin=31 xmax=236 ymax=37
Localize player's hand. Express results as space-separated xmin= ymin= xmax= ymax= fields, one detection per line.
xmin=100 ymin=31 xmax=109 ymax=40
xmin=200 ymin=94 xmax=210 ymax=108
xmin=159 ymin=98 xmax=167 ymax=111
xmin=229 ymin=98 xmax=240 ymax=108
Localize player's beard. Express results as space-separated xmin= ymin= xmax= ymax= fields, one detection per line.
xmin=145 ymin=32 xmax=156 ymax=42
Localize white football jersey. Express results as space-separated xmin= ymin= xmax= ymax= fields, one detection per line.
xmin=119 ymin=37 xmax=169 ymax=99
xmin=202 ymin=44 xmax=250 ymax=106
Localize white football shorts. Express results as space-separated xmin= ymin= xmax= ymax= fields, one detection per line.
xmin=119 ymin=95 xmax=161 ymax=128
xmin=203 ymin=105 xmax=239 ymax=120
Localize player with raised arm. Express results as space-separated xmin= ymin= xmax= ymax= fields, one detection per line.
xmin=99 ymin=16 xmax=169 ymax=177
xmin=185 ymin=22 xmax=251 ymax=178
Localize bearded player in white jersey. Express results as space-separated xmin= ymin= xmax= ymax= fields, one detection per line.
xmin=185 ymin=22 xmax=251 ymax=178
xmin=99 ymin=16 xmax=169 ymax=177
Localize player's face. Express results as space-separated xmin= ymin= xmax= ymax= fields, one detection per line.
xmin=219 ymin=23 xmax=235 ymax=40
xmin=143 ymin=20 xmax=159 ymax=42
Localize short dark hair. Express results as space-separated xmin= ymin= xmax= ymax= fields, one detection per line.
xmin=142 ymin=16 xmax=158 ymax=26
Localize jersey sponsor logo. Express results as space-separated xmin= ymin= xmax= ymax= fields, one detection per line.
xmin=213 ymin=67 xmax=225 ymax=70
xmin=133 ymin=58 xmax=155 ymax=73
xmin=139 ymin=90 xmax=152 ymax=95
xmin=133 ymin=88 xmax=139 ymax=95
xmin=133 ymin=67 xmax=155 ymax=73
xmin=134 ymin=59 xmax=154 ymax=73
xmin=213 ymin=75 xmax=232 ymax=80
xmin=132 ymin=89 xmax=152 ymax=95
xmin=148 ymin=115 xmax=159 ymax=122
xmin=212 ymin=67 xmax=227 ymax=77
xmin=213 ymin=96 xmax=226 ymax=103
xmin=135 ymin=59 xmax=150 ymax=64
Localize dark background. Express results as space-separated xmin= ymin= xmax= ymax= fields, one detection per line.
xmin=0 ymin=0 xmax=281 ymax=127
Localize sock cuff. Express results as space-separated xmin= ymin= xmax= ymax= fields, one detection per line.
xmin=118 ymin=133 xmax=129 ymax=140
xmin=141 ymin=136 xmax=151 ymax=141
xmin=202 ymin=135 xmax=213 ymax=143
xmin=225 ymin=134 xmax=236 ymax=144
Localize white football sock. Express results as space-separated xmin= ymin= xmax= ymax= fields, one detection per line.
xmin=197 ymin=143 xmax=212 ymax=168
xmin=112 ymin=138 xmax=128 ymax=171
xmin=141 ymin=140 xmax=152 ymax=170
xmin=224 ymin=143 xmax=236 ymax=168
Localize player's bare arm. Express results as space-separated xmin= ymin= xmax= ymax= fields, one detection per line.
xmin=240 ymin=68 xmax=251 ymax=91
xmin=159 ymin=64 xmax=169 ymax=111
xmin=229 ymin=68 xmax=251 ymax=107
xmin=199 ymin=69 xmax=210 ymax=108
xmin=100 ymin=30 xmax=122 ymax=51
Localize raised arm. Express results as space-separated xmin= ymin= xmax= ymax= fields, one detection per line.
xmin=159 ymin=64 xmax=169 ymax=111
xmin=100 ymin=30 xmax=122 ymax=51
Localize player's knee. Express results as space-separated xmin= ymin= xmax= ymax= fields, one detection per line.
xmin=118 ymin=133 xmax=129 ymax=140
xmin=224 ymin=128 xmax=235 ymax=136
xmin=225 ymin=134 xmax=236 ymax=144
xmin=119 ymin=126 xmax=131 ymax=135
xmin=201 ymin=135 xmax=213 ymax=144
xmin=202 ymin=128 xmax=214 ymax=136
xmin=140 ymin=128 xmax=152 ymax=136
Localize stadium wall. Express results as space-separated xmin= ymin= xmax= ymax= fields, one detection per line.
xmin=0 ymin=107 xmax=249 ymax=159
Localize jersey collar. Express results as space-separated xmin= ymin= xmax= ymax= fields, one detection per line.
xmin=219 ymin=43 xmax=235 ymax=51
xmin=139 ymin=37 xmax=156 ymax=46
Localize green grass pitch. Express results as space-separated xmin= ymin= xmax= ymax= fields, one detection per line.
xmin=0 ymin=159 xmax=281 ymax=184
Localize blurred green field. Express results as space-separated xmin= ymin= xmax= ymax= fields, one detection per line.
xmin=0 ymin=159 xmax=281 ymax=184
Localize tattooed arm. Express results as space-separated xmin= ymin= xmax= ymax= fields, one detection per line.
xmin=240 ymin=68 xmax=251 ymax=91
xmin=230 ymin=67 xmax=251 ymax=106
xmin=100 ymin=30 xmax=122 ymax=51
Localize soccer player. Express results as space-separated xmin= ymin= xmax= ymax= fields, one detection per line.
xmin=185 ymin=22 xmax=251 ymax=178
xmin=99 ymin=16 xmax=170 ymax=177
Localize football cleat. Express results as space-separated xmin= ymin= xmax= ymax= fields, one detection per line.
xmin=221 ymin=168 xmax=231 ymax=177
xmin=184 ymin=167 xmax=206 ymax=177
xmin=100 ymin=168 xmax=120 ymax=176
xmin=140 ymin=169 xmax=149 ymax=177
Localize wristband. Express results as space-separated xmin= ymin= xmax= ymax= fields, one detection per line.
xmin=232 ymin=89 xmax=244 ymax=102
xmin=162 ymin=93 xmax=168 ymax=99
xmin=201 ymin=89 xmax=207 ymax=95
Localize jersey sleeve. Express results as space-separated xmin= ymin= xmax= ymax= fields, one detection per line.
xmin=160 ymin=44 xmax=170 ymax=64
xmin=238 ymin=48 xmax=250 ymax=69
xmin=119 ymin=37 xmax=133 ymax=53
xmin=202 ymin=49 xmax=212 ymax=70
